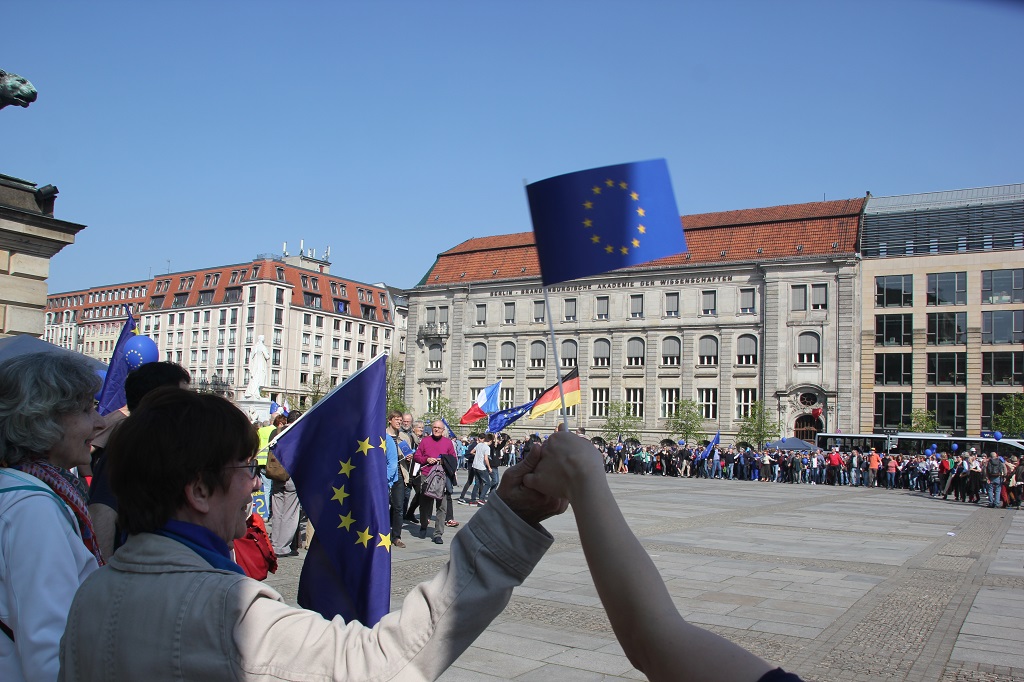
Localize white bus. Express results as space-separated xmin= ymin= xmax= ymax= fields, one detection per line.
xmin=816 ymin=432 xmax=1024 ymax=458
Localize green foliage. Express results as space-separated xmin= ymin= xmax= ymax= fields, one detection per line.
xmin=421 ymin=396 xmax=460 ymax=437
xmin=909 ymin=408 xmax=944 ymax=433
xmin=734 ymin=401 xmax=780 ymax=450
xmin=305 ymin=371 xmax=329 ymax=406
xmin=601 ymin=400 xmax=643 ymax=443
xmin=665 ymin=399 xmax=704 ymax=447
xmin=992 ymin=393 xmax=1024 ymax=438
xmin=385 ymin=357 xmax=407 ymax=415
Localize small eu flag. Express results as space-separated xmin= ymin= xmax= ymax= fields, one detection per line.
xmin=270 ymin=354 xmax=391 ymax=626
xmin=96 ymin=304 xmax=138 ymax=416
xmin=527 ymin=158 xmax=686 ymax=286
xmin=488 ymin=400 xmax=537 ymax=433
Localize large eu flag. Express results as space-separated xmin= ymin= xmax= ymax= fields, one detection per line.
xmin=96 ymin=304 xmax=138 ymax=416
xmin=270 ymin=354 xmax=391 ymax=626
xmin=527 ymin=159 xmax=686 ymax=286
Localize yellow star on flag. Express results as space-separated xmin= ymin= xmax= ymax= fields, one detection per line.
xmin=338 ymin=458 xmax=356 ymax=477
xmin=620 ymin=246 xmax=629 ymax=255
xmin=583 ymin=219 xmax=592 ymax=228
xmin=605 ymin=179 xmax=615 ymax=187
xmin=604 ymin=245 xmax=614 ymax=253
xmin=355 ymin=527 xmax=372 ymax=547
xmin=636 ymin=207 xmax=646 ymax=217
xmin=619 ymin=181 xmax=628 ymax=189
xmin=590 ymin=235 xmax=600 ymax=244
xmin=377 ymin=533 xmax=392 ymax=553
xmin=637 ymin=224 xmax=646 ymax=234
xmin=630 ymin=191 xmax=639 ymax=201
xmin=583 ymin=201 xmax=593 ymax=210
xmin=331 ymin=484 xmax=350 ymax=505
xmin=338 ymin=512 xmax=355 ymax=531
xmin=591 ymin=186 xmax=602 ymax=195
xmin=355 ymin=438 xmax=372 ymax=456
xmin=632 ymin=238 xmax=640 ymax=248
xmin=378 ymin=436 xmax=386 ymax=450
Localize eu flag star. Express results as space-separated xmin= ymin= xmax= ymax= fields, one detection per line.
xmin=583 ymin=219 xmax=593 ymax=228
xmin=637 ymin=224 xmax=646 ymax=234
xmin=604 ymin=245 xmax=614 ymax=253
xmin=605 ymin=179 xmax=615 ymax=187
xmin=591 ymin=186 xmax=602 ymax=195
xmin=377 ymin=533 xmax=392 ymax=553
xmin=630 ymin=191 xmax=639 ymax=201
xmin=331 ymin=485 xmax=350 ymax=505
xmin=377 ymin=436 xmax=386 ymax=450
xmin=591 ymin=235 xmax=600 ymax=244
xmin=632 ymin=238 xmax=640 ymax=248
xmin=338 ymin=512 xmax=355 ymax=531
xmin=619 ymin=181 xmax=628 ymax=189
xmin=636 ymin=207 xmax=646 ymax=217
xmin=583 ymin=201 xmax=593 ymax=210
xmin=355 ymin=527 xmax=373 ymax=547
xmin=620 ymin=246 xmax=629 ymax=255
xmin=338 ymin=458 xmax=356 ymax=477
xmin=355 ymin=438 xmax=372 ymax=456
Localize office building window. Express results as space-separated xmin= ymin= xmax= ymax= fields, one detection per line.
xmin=698 ymin=336 xmax=718 ymax=366
xmin=797 ymin=332 xmax=820 ymax=364
xmin=499 ymin=387 xmax=515 ymax=411
xmin=927 ymin=353 xmax=966 ymax=386
xmin=874 ymin=393 xmax=911 ymax=429
xmin=503 ymin=302 xmax=515 ymax=324
xmin=927 ymin=393 xmax=967 ymax=432
xmin=530 ymin=341 xmax=546 ymax=368
xmin=982 ymin=352 xmax=1024 ymax=386
xmin=736 ymin=335 xmax=758 ymax=365
xmin=500 ymin=342 xmax=516 ymax=369
xmin=665 ymin=292 xmax=679 ymax=317
xmin=811 ymin=283 xmax=828 ymax=310
xmin=660 ymin=388 xmax=680 ymax=418
xmin=698 ymin=388 xmax=717 ymax=419
xmin=533 ymin=300 xmax=545 ymax=323
xmin=701 ymin=290 xmax=717 ymax=315
xmin=472 ymin=343 xmax=487 ymax=369
xmin=735 ymin=388 xmax=757 ymax=419
xmin=927 ymin=272 xmax=967 ymax=306
xmin=626 ymin=337 xmax=645 ymax=366
xmin=428 ymin=344 xmax=442 ymax=369
xmin=593 ymin=338 xmax=610 ymax=367
xmin=427 ymin=388 xmax=441 ymax=413
xmin=591 ymin=388 xmax=609 ymax=417
xmin=791 ymin=285 xmax=807 ymax=312
xmin=475 ymin=304 xmax=486 ymax=326
xmin=561 ymin=340 xmax=578 ymax=367
xmin=875 ymin=275 xmax=913 ymax=307
xmin=981 ymin=310 xmax=1024 ymax=344
xmin=876 ymin=314 xmax=913 ymax=346
xmin=981 ymin=269 xmax=1024 ymax=304
xmin=874 ymin=353 xmax=912 ymax=386
xmin=661 ymin=336 xmax=681 ymax=366
xmin=625 ymin=388 xmax=644 ymax=417
xmin=595 ymin=296 xmax=609 ymax=320
xmin=927 ymin=312 xmax=967 ymax=345
xmin=630 ymin=294 xmax=644 ymax=319
xmin=563 ymin=298 xmax=577 ymax=322
xmin=739 ymin=288 xmax=755 ymax=314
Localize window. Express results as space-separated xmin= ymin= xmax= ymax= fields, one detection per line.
xmin=630 ymin=294 xmax=644 ymax=319
xmin=797 ymin=332 xmax=820 ymax=364
xmin=591 ymin=388 xmax=609 ymax=417
xmin=625 ymin=388 xmax=644 ymax=417
xmin=735 ymin=388 xmax=757 ymax=419
xmin=499 ymin=387 xmax=515 ymax=411
xmin=875 ymin=353 xmax=912 ymax=386
xmin=528 ymin=387 xmax=544 ymax=402
xmin=661 ymin=336 xmax=681 ymax=366
xmin=472 ymin=343 xmax=487 ymax=369
xmin=927 ymin=272 xmax=967 ymax=306
xmin=343 ymin=340 xmax=351 ymax=351
xmin=983 ymin=352 xmax=1024 ymax=386
xmin=736 ymin=335 xmax=758 ymax=365
xmin=927 ymin=393 xmax=967 ymax=432
xmin=357 ymin=342 xmax=365 ymax=353
xmin=875 ymin=314 xmax=912 ymax=346
xmin=271 ymin=370 xmax=280 ymax=387
xmin=660 ymin=388 xmax=680 ymax=418
xmin=981 ymin=269 xmax=1024 ymax=304
xmin=197 ymin=290 xmax=214 ymax=306
xmin=563 ymin=298 xmax=577 ymax=322
xmin=530 ymin=341 xmax=546 ymax=368
xmin=626 ymin=337 xmax=645 ymax=367
xmin=665 ymin=292 xmax=679 ymax=317
xmin=701 ymin=290 xmax=717 ymax=315
xmin=982 ymin=310 xmax=1024 ymax=344
xmin=427 ymin=344 xmax=442 ymax=369
xmin=302 ymin=333 xmax=310 ymax=346
xmin=248 ymin=287 xmax=256 ymax=303
xmin=533 ymin=301 xmax=545 ymax=323
xmin=172 ymin=294 xmax=188 ymax=308
xmin=561 ymin=340 xmax=578 ymax=367
xmin=276 ymin=267 xmax=285 ymax=282
xmin=593 ymin=338 xmax=610 ymax=367
xmin=427 ymin=388 xmax=441 ymax=413
xmin=314 ymin=335 xmax=323 ymax=347
xmin=811 ymin=284 xmax=828 ymax=310
xmin=300 ymin=353 xmax=309 ymax=365
xmin=503 ymin=302 xmax=515 ymax=324
xmin=475 ymin=304 xmax=486 ymax=326
xmin=927 ymin=353 xmax=966 ymax=386
xmin=698 ymin=336 xmax=718 ymax=366
xmin=595 ymin=296 xmax=609 ymax=320
xmin=928 ymin=312 xmax=966 ymax=345
xmin=698 ymin=388 xmax=717 ymax=419
xmin=273 ymin=329 xmax=281 ymax=345
xmin=739 ymin=288 xmax=755 ymax=314
xmin=875 ymin=275 xmax=913 ymax=307
xmin=500 ymin=342 xmax=516 ymax=369
xmin=791 ymin=285 xmax=807 ymax=312
xmin=874 ymin=393 xmax=912 ymax=429
xmin=982 ymin=393 xmax=1014 ymax=431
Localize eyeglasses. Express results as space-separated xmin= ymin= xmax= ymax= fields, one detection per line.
xmin=227 ymin=459 xmax=260 ymax=478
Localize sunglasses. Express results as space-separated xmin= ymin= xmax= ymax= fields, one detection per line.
xmin=227 ymin=459 xmax=260 ymax=478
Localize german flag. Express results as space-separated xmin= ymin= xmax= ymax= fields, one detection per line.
xmin=529 ymin=368 xmax=580 ymax=419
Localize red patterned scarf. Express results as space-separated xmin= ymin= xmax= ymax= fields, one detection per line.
xmin=14 ymin=460 xmax=105 ymax=566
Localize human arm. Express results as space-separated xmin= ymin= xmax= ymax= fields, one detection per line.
xmin=523 ymin=433 xmax=774 ymax=682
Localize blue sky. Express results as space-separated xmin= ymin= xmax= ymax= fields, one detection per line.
xmin=6 ymin=0 xmax=1022 ymax=294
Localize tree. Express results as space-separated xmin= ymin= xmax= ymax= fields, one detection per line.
xmin=666 ymin=399 xmax=704 ymax=447
xmin=735 ymin=400 xmax=780 ymax=450
xmin=385 ymin=357 xmax=407 ymax=415
xmin=992 ymin=393 xmax=1024 ymax=438
xmin=909 ymin=408 xmax=944 ymax=433
xmin=305 ymin=371 xmax=330 ymax=406
xmin=601 ymin=400 xmax=643 ymax=443
xmin=421 ymin=396 xmax=460 ymax=437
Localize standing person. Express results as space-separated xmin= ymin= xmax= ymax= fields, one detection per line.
xmin=269 ymin=410 xmax=302 ymax=558
xmin=384 ymin=410 xmax=407 ymax=548
xmin=400 ymin=413 xmax=417 ymax=521
xmin=469 ymin=433 xmax=494 ymax=505
xmin=985 ymin=452 xmax=1005 ymax=508
xmin=405 ymin=420 xmax=426 ymax=522
xmin=413 ymin=421 xmax=457 ymax=544
xmin=867 ymin=448 xmax=881 ymax=488
xmin=0 ymin=353 xmax=104 ymax=682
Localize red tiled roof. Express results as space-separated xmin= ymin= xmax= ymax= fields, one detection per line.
xmin=419 ymin=198 xmax=865 ymax=287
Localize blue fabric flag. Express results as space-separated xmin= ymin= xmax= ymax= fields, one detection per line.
xmin=96 ymin=305 xmax=138 ymax=416
xmin=270 ymin=355 xmax=391 ymax=626
xmin=488 ymin=400 xmax=537 ymax=433
xmin=699 ymin=431 xmax=721 ymax=462
xmin=441 ymin=417 xmax=459 ymax=440
xmin=527 ymin=158 xmax=686 ymax=286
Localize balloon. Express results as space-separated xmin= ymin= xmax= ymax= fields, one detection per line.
xmin=124 ymin=335 xmax=159 ymax=370
xmin=994 ymin=431 xmax=1002 ymax=441
xmin=931 ymin=443 xmax=937 ymax=451
xmin=951 ymin=443 xmax=958 ymax=451
xmin=924 ymin=449 xmax=932 ymax=457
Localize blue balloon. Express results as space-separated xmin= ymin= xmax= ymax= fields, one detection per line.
xmin=994 ymin=431 xmax=1002 ymax=441
xmin=924 ymin=449 xmax=932 ymax=457
xmin=931 ymin=443 xmax=937 ymax=450
xmin=951 ymin=443 xmax=958 ymax=451
xmin=124 ymin=335 xmax=159 ymax=370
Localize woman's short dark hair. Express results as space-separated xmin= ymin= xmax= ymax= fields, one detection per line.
xmin=107 ymin=388 xmax=258 ymax=535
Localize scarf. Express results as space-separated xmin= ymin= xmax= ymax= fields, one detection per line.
xmin=14 ymin=459 xmax=105 ymax=566
xmin=156 ymin=519 xmax=245 ymax=575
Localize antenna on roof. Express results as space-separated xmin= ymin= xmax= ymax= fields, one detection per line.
xmin=282 ymin=241 xmax=288 ymax=256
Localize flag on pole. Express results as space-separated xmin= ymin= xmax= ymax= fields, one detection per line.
xmin=441 ymin=417 xmax=459 ymax=440
xmin=460 ymin=379 xmax=502 ymax=425
xmin=488 ymin=400 xmax=537 ymax=433
xmin=96 ymin=305 xmax=138 ymax=416
xmin=527 ymin=159 xmax=686 ymax=286
xmin=699 ymin=431 xmax=721 ymax=461
xmin=528 ymin=368 xmax=580 ymax=420
xmin=270 ymin=354 xmax=391 ymax=626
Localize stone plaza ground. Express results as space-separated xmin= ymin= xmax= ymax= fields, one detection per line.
xmin=266 ymin=474 xmax=1024 ymax=681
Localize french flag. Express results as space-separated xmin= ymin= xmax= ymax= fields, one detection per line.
xmin=460 ymin=380 xmax=502 ymax=425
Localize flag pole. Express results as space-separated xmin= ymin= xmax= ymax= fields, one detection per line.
xmin=541 ymin=285 xmax=569 ymax=431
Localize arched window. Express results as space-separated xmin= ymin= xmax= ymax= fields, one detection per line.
xmin=798 ymin=332 xmax=820 ymax=364
xmin=794 ymin=414 xmax=822 ymax=442
xmin=593 ymin=338 xmax=611 ymax=367
xmin=561 ymin=340 xmax=578 ymax=367
xmin=736 ymin=335 xmax=758 ymax=365
xmin=698 ymin=336 xmax=719 ymax=366
xmin=530 ymin=340 xmax=546 ymax=368
xmin=428 ymin=344 xmax=443 ymax=369
xmin=500 ymin=342 xmax=516 ymax=369
xmin=661 ymin=336 xmax=681 ymax=366
xmin=472 ymin=343 xmax=487 ymax=369
xmin=626 ymin=337 xmax=645 ymax=366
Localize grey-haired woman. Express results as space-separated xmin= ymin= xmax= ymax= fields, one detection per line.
xmin=0 ymin=352 xmax=104 ymax=682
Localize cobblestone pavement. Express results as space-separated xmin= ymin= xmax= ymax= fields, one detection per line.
xmin=267 ymin=474 xmax=1024 ymax=681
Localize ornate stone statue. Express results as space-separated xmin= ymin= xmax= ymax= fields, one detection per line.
xmin=0 ymin=70 xmax=37 ymax=110
xmin=244 ymin=335 xmax=271 ymax=399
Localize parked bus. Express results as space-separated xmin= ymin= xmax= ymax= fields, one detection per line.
xmin=815 ymin=432 xmax=1024 ymax=459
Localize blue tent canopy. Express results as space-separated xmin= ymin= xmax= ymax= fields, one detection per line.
xmin=765 ymin=437 xmax=816 ymax=451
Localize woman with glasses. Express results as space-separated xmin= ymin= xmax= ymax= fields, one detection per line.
xmin=0 ymin=353 xmax=105 ymax=682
